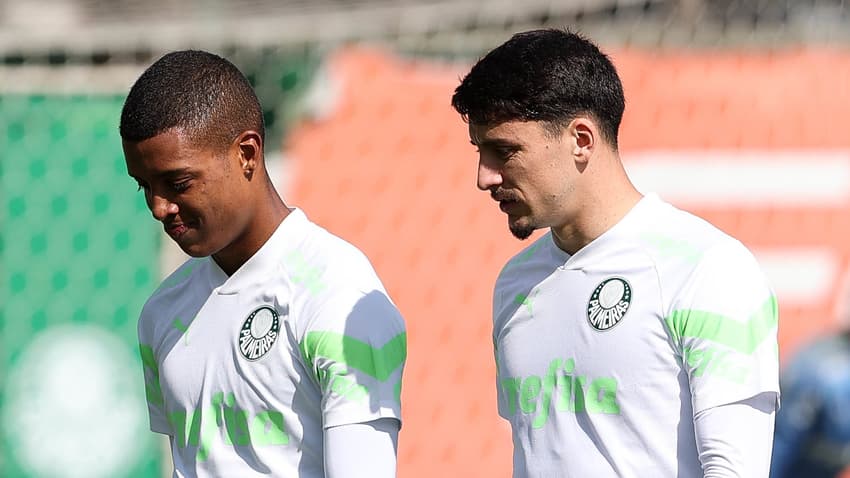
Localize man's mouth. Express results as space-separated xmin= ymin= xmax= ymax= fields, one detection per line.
xmin=492 ymin=191 xmax=520 ymax=212
xmin=165 ymin=222 xmax=189 ymax=238
xmin=499 ymin=199 xmax=518 ymax=212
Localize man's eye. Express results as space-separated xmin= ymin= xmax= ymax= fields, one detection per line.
xmin=172 ymin=181 xmax=190 ymax=192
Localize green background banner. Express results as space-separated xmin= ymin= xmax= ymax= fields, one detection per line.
xmin=0 ymin=95 xmax=163 ymax=477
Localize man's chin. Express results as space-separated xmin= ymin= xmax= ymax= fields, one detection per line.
xmin=508 ymin=218 xmax=535 ymax=240
xmin=175 ymin=240 xmax=214 ymax=258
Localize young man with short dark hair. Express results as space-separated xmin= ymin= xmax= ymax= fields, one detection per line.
xmin=122 ymin=50 xmax=405 ymax=477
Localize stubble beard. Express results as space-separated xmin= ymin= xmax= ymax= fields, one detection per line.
xmin=493 ymin=188 xmax=535 ymax=240
xmin=509 ymin=218 xmax=535 ymax=240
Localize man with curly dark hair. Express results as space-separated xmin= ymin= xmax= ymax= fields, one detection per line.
xmin=453 ymin=29 xmax=779 ymax=477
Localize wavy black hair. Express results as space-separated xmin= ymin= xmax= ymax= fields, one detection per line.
xmin=452 ymin=29 xmax=625 ymax=150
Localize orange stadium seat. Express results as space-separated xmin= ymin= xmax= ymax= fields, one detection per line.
xmin=285 ymin=46 xmax=850 ymax=478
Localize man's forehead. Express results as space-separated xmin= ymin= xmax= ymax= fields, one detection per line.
xmin=123 ymin=130 xmax=207 ymax=176
xmin=468 ymin=120 xmax=542 ymax=144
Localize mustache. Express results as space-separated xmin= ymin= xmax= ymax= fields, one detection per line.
xmin=491 ymin=189 xmax=520 ymax=202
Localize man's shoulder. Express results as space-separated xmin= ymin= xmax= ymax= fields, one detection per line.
xmin=636 ymin=199 xmax=753 ymax=272
xmin=283 ymin=219 xmax=383 ymax=289
xmin=494 ymin=233 xmax=557 ymax=292
xmin=283 ymin=220 xmax=404 ymax=338
xmin=273 ymin=220 xmax=397 ymax=329
xmin=155 ymin=257 xmax=208 ymax=291
xmin=142 ymin=257 xmax=208 ymax=314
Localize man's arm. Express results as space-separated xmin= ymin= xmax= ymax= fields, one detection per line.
xmin=324 ymin=418 xmax=399 ymax=478
xmin=296 ymin=285 xmax=406 ymax=474
xmin=665 ymin=242 xmax=780 ymax=475
xmin=694 ymin=392 xmax=777 ymax=477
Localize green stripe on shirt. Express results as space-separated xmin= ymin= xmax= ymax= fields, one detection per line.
xmin=300 ymin=331 xmax=406 ymax=382
xmin=665 ymin=296 xmax=778 ymax=355
xmin=139 ymin=344 xmax=164 ymax=406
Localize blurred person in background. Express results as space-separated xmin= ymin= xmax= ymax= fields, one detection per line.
xmin=451 ymin=29 xmax=780 ymax=477
xmin=771 ymin=270 xmax=850 ymax=478
xmin=120 ymin=50 xmax=406 ymax=477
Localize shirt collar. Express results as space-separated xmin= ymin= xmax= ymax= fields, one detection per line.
xmin=212 ymin=208 xmax=308 ymax=294
xmin=558 ymin=193 xmax=660 ymax=269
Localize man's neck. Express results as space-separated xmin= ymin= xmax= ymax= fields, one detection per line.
xmin=213 ymin=188 xmax=290 ymax=276
xmin=551 ymin=160 xmax=642 ymax=255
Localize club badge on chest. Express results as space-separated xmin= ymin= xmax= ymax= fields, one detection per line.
xmin=239 ymin=306 xmax=281 ymax=360
xmin=586 ymin=277 xmax=632 ymax=331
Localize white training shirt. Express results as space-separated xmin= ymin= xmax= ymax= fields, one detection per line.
xmin=138 ymin=208 xmax=406 ymax=477
xmin=493 ymin=193 xmax=779 ymax=477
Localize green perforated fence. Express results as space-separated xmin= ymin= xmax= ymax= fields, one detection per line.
xmin=0 ymin=95 xmax=163 ymax=477
xmin=0 ymin=47 xmax=320 ymax=477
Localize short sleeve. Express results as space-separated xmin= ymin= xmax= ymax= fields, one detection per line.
xmin=665 ymin=241 xmax=780 ymax=413
xmin=493 ymin=274 xmax=519 ymax=421
xmin=298 ymin=289 xmax=406 ymax=429
xmin=493 ymin=285 xmax=510 ymax=419
xmin=138 ymin=323 xmax=170 ymax=434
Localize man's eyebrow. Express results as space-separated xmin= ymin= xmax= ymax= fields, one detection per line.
xmin=128 ymin=167 xmax=194 ymax=182
xmin=157 ymin=167 xmax=193 ymax=178
xmin=472 ymin=138 xmax=521 ymax=148
xmin=156 ymin=168 xmax=195 ymax=178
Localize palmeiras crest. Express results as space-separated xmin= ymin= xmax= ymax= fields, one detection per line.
xmin=586 ymin=277 xmax=632 ymax=331
xmin=239 ymin=306 xmax=281 ymax=360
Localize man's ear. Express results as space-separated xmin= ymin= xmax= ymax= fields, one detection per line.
xmin=235 ymin=130 xmax=263 ymax=177
xmin=566 ymin=117 xmax=596 ymax=164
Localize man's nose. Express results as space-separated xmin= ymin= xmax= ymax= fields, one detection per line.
xmin=149 ymin=193 xmax=177 ymax=221
xmin=477 ymin=159 xmax=502 ymax=191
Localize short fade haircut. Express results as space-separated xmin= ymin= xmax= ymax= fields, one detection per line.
xmin=120 ymin=50 xmax=264 ymax=149
xmin=451 ymin=29 xmax=625 ymax=150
